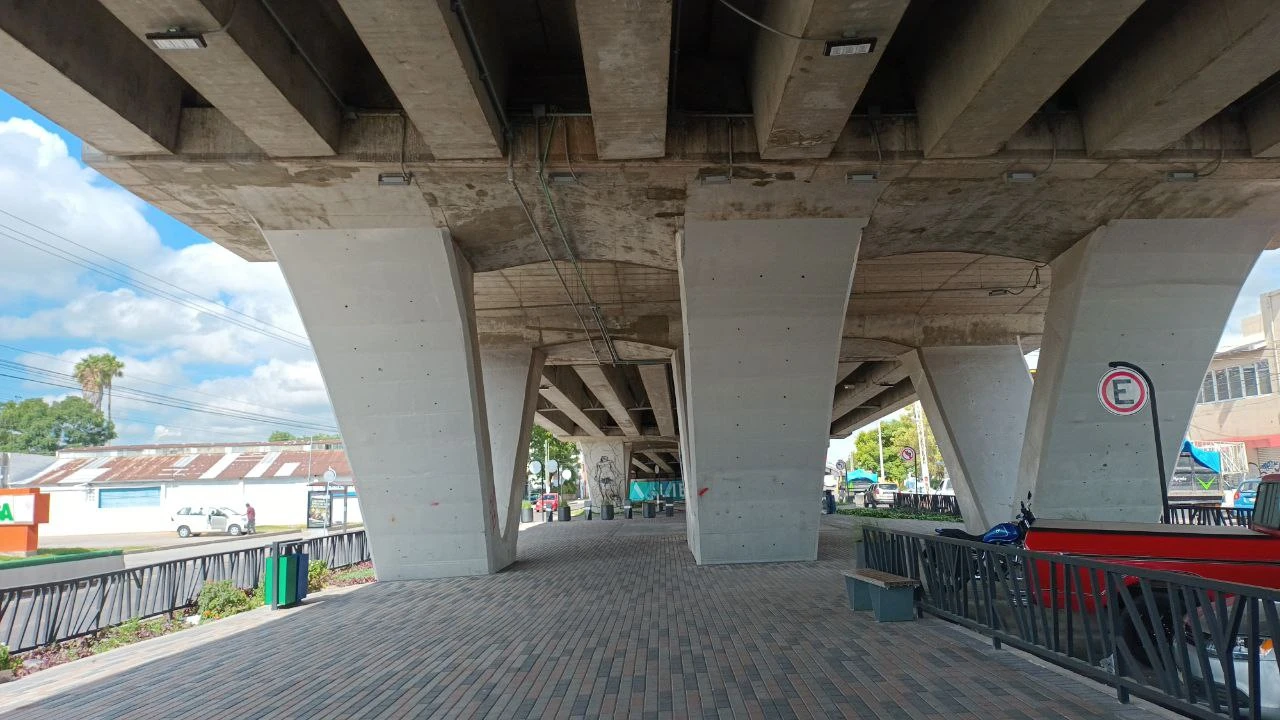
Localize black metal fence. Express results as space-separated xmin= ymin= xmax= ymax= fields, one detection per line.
xmin=1167 ymin=505 xmax=1255 ymax=528
xmin=0 ymin=530 xmax=370 ymax=653
xmin=862 ymin=528 xmax=1279 ymax=720
xmin=893 ymin=493 xmax=963 ymax=517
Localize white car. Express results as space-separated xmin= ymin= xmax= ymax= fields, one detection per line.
xmin=172 ymin=506 xmax=249 ymax=537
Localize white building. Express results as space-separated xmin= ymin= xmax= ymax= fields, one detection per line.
xmin=18 ymin=441 xmax=359 ymax=536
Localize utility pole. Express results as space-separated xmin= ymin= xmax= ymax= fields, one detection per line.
xmin=876 ymin=419 xmax=885 ymax=482
xmin=542 ymin=436 xmax=550 ymax=494
xmin=913 ymin=403 xmax=931 ymax=492
xmin=0 ymin=451 xmax=9 ymax=489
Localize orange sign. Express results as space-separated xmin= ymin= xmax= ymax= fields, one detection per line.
xmin=0 ymin=488 xmax=50 ymax=556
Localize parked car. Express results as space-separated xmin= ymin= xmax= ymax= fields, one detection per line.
xmin=172 ymin=506 xmax=249 ymax=537
xmin=1234 ymin=478 xmax=1260 ymax=509
xmin=534 ymin=493 xmax=560 ymax=512
xmin=863 ymin=482 xmax=898 ymax=508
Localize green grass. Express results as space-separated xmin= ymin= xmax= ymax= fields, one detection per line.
xmin=333 ymin=565 xmax=375 ymax=583
xmin=0 ymin=547 xmax=121 ymax=565
xmin=836 ymin=507 xmax=963 ymax=523
xmin=253 ymin=524 xmax=305 ymax=533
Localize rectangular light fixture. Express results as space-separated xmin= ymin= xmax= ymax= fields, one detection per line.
xmin=547 ymin=172 xmax=578 ymax=185
xmin=377 ymin=172 xmax=412 ymax=187
xmin=845 ymin=172 xmax=878 ymax=184
xmin=824 ymin=38 xmax=877 ymax=57
xmin=1166 ymin=171 xmax=1198 ymax=182
xmin=699 ymin=173 xmax=731 ymax=185
xmin=1005 ymin=171 xmax=1036 ymax=183
xmin=145 ymin=31 xmax=207 ymax=50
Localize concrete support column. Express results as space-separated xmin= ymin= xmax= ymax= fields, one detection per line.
xmin=267 ymin=227 xmax=507 ymax=579
xmin=679 ymin=218 xmax=861 ymax=564
xmin=480 ymin=345 xmax=545 ymax=569
xmin=1018 ymin=219 xmax=1279 ymax=522
xmin=579 ymin=439 xmax=631 ymax=510
xmin=902 ymin=346 xmax=1032 ymax=533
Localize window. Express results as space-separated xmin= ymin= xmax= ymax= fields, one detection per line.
xmin=98 ymin=486 xmax=161 ymax=509
xmin=1199 ymin=360 xmax=1277 ymax=404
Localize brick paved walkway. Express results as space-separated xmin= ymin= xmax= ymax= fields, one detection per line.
xmin=3 ymin=516 xmax=1167 ymax=719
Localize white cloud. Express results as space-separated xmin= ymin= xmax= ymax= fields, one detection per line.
xmin=0 ymin=117 xmax=332 ymax=444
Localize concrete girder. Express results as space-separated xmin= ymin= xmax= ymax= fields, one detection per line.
xmin=631 ymin=456 xmax=651 ymax=475
xmin=842 ymin=313 xmax=1044 ymax=349
xmin=539 ymin=367 xmax=606 ymax=438
xmin=99 ymin=0 xmax=341 ymax=157
xmin=831 ymin=362 xmax=909 ymax=423
xmin=835 ymin=361 xmax=863 ymax=386
xmin=336 ymin=0 xmax=504 ymax=160
xmin=830 ymin=378 xmax=915 ymax=438
xmin=749 ymin=0 xmax=908 ymax=160
xmin=0 ymin=0 xmax=186 ymax=155
xmin=916 ymin=0 xmax=1141 ymax=158
xmin=638 ymin=364 xmax=676 ymax=438
xmin=573 ymin=365 xmax=642 ymax=438
xmin=533 ymin=410 xmax=575 ymax=439
xmin=644 ymin=451 xmax=674 ymax=475
xmin=1079 ymin=1 xmax=1280 ymax=155
xmin=1246 ymin=85 xmax=1280 ymax=158
xmin=575 ymin=0 xmax=671 ymax=159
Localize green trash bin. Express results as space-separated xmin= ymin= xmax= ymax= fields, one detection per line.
xmin=264 ymin=549 xmax=308 ymax=608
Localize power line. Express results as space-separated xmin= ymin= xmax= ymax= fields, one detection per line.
xmin=0 ymin=220 xmax=311 ymax=350
xmin=0 ymin=342 xmax=323 ymax=425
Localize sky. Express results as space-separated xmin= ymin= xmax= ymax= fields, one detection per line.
xmin=0 ymin=90 xmax=336 ymax=445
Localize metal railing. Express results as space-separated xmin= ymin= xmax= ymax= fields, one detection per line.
xmin=1167 ymin=505 xmax=1254 ymax=528
xmin=893 ymin=493 xmax=963 ymax=517
xmin=862 ymin=528 xmax=1279 ymax=720
xmin=0 ymin=530 xmax=369 ymax=653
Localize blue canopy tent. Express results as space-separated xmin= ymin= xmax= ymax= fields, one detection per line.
xmin=1181 ymin=439 xmax=1221 ymax=473
xmin=846 ymin=469 xmax=876 ymax=485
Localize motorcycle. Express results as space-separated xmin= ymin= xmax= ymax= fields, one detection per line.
xmin=920 ymin=494 xmax=1036 ymax=601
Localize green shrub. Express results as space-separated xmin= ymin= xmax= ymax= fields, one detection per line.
xmin=0 ymin=644 xmax=15 ymax=671
xmin=521 ymin=499 xmax=532 ymax=510
xmin=307 ymin=560 xmax=331 ymax=592
xmin=837 ymin=507 xmax=962 ymax=523
xmin=197 ymin=580 xmax=255 ymax=619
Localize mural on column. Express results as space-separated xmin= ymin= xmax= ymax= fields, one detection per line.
xmin=580 ymin=440 xmax=629 ymax=509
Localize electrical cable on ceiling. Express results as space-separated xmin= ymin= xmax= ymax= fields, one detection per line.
xmin=715 ymin=0 xmax=845 ymax=42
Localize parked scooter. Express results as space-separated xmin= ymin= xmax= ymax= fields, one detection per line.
xmin=921 ymin=494 xmax=1036 ymax=597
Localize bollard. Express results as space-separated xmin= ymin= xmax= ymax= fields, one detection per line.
xmin=544 ymin=509 xmax=554 ymax=523
xmin=665 ymin=504 xmax=674 ymax=517
xmin=586 ymin=507 xmax=594 ymax=520
xmin=624 ymin=505 xmax=634 ymax=519
xmin=643 ymin=502 xmax=656 ymax=519
xmin=603 ymin=504 xmax=614 ymax=520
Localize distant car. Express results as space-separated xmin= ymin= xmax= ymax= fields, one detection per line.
xmin=534 ymin=493 xmax=560 ymax=512
xmin=863 ymin=483 xmax=898 ymax=509
xmin=172 ymin=506 xmax=248 ymax=537
xmin=1234 ymin=478 xmax=1260 ymax=509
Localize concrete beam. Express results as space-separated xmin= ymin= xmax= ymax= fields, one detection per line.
xmin=574 ymin=365 xmax=642 ymax=437
xmin=638 ymin=364 xmax=676 ymax=438
xmin=575 ymin=0 xmax=671 ymax=159
xmin=750 ymin=0 xmax=908 ymax=160
xmin=831 ymin=378 xmax=914 ymax=437
xmin=1246 ymin=85 xmax=1280 ymax=158
xmin=540 ymin=367 xmax=605 ymax=437
xmin=916 ymin=0 xmax=1141 ymax=158
xmin=831 ymin=361 xmax=908 ymax=423
xmin=644 ymin=451 xmax=674 ymax=475
xmin=534 ymin=410 xmax=575 ymax=439
xmin=631 ymin=456 xmax=651 ymax=474
xmin=337 ymin=0 xmax=504 ymax=160
xmin=843 ymin=314 xmax=1044 ymax=348
xmin=1080 ymin=2 xmax=1280 ymax=155
xmin=100 ymin=0 xmax=341 ymax=157
xmin=0 ymin=0 xmax=186 ymax=154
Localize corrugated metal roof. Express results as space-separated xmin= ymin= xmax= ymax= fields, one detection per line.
xmin=27 ymin=448 xmax=352 ymax=487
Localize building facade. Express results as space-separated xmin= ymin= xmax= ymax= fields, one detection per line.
xmin=19 ymin=441 xmax=358 ymax=536
xmin=1189 ymin=289 xmax=1280 ymax=473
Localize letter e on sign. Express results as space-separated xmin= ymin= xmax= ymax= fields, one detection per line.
xmin=1098 ymin=368 xmax=1148 ymax=416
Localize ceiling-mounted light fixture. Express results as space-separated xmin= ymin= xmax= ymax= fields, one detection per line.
xmin=845 ymin=172 xmax=878 ymax=184
xmin=145 ymin=29 xmax=207 ymax=50
xmin=824 ymin=37 xmax=877 ymax=57
xmin=546 ymin=172 xmax=578 ymax=185
xmin=1005 ymin=171 xmax=1036 ymax=183
xmin=377 ymin=172 xmax=412 ymax=187
xmin=1166 ymin=171 xmax=1198 ymax=182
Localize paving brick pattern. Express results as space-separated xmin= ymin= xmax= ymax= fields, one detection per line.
xmin=4 ymin=516 xmax=1165 ymax=719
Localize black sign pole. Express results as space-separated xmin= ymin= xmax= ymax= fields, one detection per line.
xmin=1107 ymin=361 xmax=1169 ymax=523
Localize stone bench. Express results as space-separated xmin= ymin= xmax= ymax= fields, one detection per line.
xmin=841 ymin=569 xmax=920 ymax=622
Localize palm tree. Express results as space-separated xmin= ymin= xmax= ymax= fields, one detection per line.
xmin=73 ymin=354 xmax=125 ymax=422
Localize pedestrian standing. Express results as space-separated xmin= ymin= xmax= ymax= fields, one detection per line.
xmin=245 ymin=503 xmax=256 ymax=533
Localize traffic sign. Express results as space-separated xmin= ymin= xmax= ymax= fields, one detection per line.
xmin=1098 ymin=367 xmax=1149 ymax=416
xmin=899 ymin=446 xmax=916 ymax=462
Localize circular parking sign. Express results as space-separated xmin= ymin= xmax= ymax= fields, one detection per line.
xmin=900 ymin=446 xmax=916 ymax=462
xmin=1098 ymin=367 xmax=1148 ymax=416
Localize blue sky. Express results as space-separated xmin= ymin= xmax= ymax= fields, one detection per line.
xmin=0 ymin=90 xmax=336 ymax=443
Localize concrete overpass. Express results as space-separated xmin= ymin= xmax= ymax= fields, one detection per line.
xmin=4 ymin=0 xmax=1280 ymax=577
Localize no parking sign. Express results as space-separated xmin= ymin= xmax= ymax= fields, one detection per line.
xmin=1098 ymin=367 xmax=1149 ymax=416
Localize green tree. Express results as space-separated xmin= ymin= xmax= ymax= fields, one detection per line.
xmin=73 ymin=353 xmax=125 ymax=423
xmin=849 ymin=405 xmax=946 ymax=488
xmin=0 ymin=397 xmax=116 ymax=454
xmin=529 ymin=425 xmax=579 ymax=493
xmin=267 ymin=431 xmax=340 ymax=443
xmin=268 ymin=431 xmax=298 ymax=442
